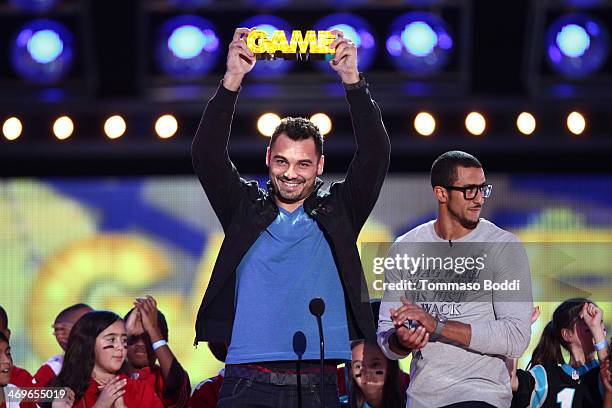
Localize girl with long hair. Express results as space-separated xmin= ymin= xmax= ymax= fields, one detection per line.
xmin=348 ymin=340 xmax=405 ymax=408
xmin=511 ymin=298 xmax=608 ymax=408
xmin=50 ymin=311 xmax=162 ymax=408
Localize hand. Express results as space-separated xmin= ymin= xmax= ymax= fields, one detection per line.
xmin=581 ymin=302 xmax=603 ymax=330
xmin=223 ymin=27 xmax=256 ymax=90
xmin=52 ymin=388 xmax=75 ymax=408
xmin=136 ymin=296 xmax=163 ymax=343
xmin=505 ymin=358 xmax=519 ymax=392
xmin=395 ymin=324 xmax=429 ymax=351
xmin=93 ymin=376 xmax=127 ymax=408
xmin=328 ymin=30 xmax=359 ymax=84
xmin=391 ymin=296 xmax=437 ymax=333
xmin=113 ymin=395 xmax=127 ymax=408
xmin=125 ymin=307 xmax=144 ymax=337
xmin=531 ymin=305 xmax=540 ymax=325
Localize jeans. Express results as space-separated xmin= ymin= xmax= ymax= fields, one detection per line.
xmin=217 ymin=374 xmax=341 ymax=408
xmin=439 ymin=402 xmax=496 ymax=408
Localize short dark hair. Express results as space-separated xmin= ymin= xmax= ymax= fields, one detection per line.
xmin=0 ymin=305 xmax=7 ymax=331
xmin=430 ymin=151 xmax=482 ymax=188
xmin=270 ymin=117 xmax=324 ymax=157
xmin=124 ymin=308 xmax=169 ymax=342
xmin=55 ymin=303 xmax=92 ymax=324
xmin=0 ymin=331 xmax=8 ymax=344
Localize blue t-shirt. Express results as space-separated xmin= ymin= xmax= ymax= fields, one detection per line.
xmin=225 ymin=205 xmax=351 ymax=364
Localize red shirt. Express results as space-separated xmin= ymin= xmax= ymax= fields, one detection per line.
xmin=8 ymin=367 xmax=33 ymax=388
xmin=187 ymin=372 xmax=224 ymax=408
xmin=33 ymin=355 xmax=63 ymax=388
xmin=1 ymin=366 xmax=37 ymax=408
xmin=130 ymin=365 xmax=190 ymax=408
xmin=74 ymin=375 xmax=163 ymax=408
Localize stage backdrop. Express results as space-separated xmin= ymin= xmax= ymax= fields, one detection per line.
xmin=1 ymin=174 xmax=611 ymax=384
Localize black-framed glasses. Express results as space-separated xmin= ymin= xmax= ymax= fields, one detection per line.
xmin=443 ymin=184 xmax=492 ymax=200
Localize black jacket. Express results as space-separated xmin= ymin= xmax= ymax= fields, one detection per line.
xmin=192 ymin=79 xmax=390 ymax=346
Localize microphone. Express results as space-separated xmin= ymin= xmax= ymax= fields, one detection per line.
xmin=293 ymin=331 xmax=307 ymax=408
xmin=309 ymin=298 xmax=325 ymax=408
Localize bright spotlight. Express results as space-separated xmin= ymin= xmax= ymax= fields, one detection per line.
xmin=567 ymin=111 xmax=586 ymax=135
xmin=155 ymin=114 xmax=179 ymax=139
xmin=310 ymin=113 xmax=332 ymax=136
xmin=257 ymin=113 xmax=281 ymax=137
xmin=2 ymin=117 xmax=23 ymax=141
xmin=156 ymin=15 xmax=220 ymax=79
xmin=516 ymin=112 xmax=536 ymax=135
xmin=465 ymin=112 xmax=486 ymax=136
xmin=104 ymin=115 xmax=127 ymax=139
xmin=414 ymin=112 xmax=436 ymax=136
xmin=546 ymin=13 xmax=609 ymax=78
xmin=11 ymin=19 xmax=74 ymax=84
xmin=386 ymin=12 xmax=453 ymax=76
xmin=53 ymin=116 xmax=74 ymax=140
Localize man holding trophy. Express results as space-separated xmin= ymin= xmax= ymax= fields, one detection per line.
xmin=192 ymin=27 xmax=390 ymax=407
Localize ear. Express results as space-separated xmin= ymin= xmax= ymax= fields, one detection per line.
xmin=266 ymin=147 xmax=271 ymax=168
xmin=561 ymin=327 xmax=574 ymax=344
xmin=317 ymin=154 xmax=325 ymax=176
xmin=433 ymin=186 xmax=447 ymax=203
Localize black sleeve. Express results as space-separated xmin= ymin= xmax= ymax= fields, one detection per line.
xmin=338 ymin=78 xmax=391 ymax=234
xmin=511 ymin=369 xmax=536 ymax=408
xmin=191 ymin=81 xmax=251 ymax=232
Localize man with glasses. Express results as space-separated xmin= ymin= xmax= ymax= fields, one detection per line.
xmin=377 ymin=151 xmax=533 ymax=408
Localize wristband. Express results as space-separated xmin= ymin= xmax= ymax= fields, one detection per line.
xmin=594 ymin=339 xmax=609 ymax=351
xmin=152 ymin=339 xmax=168 ymax=351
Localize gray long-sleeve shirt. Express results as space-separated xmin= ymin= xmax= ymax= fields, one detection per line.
xmin=377 ymin=219 xmax=533 ymax=408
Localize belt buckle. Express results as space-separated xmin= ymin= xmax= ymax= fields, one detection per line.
xmin=269 ymin=372 xmax=288 ymax=385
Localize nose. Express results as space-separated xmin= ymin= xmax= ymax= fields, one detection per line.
xmin=473 ymin=189 xmax=485 ymax=205
xmin=283 ymin=165 xmax=297 ymax=180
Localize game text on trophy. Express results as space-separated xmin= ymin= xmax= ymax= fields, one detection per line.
xmin=246 ymin=29 xmax=337 ymax=60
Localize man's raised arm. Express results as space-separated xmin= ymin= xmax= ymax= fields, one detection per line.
xmin=328 ymin=30 xmax=391 ymax=232
xmin=191 ymin=28 xmax=256 ymax=231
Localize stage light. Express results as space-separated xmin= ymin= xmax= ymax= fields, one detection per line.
xmin=155 ymin=115 xmax=179 ymax=139
xmin=167 ymin=0 xmax=213 ymax=8
xmin=245 ymin=0 xmax=291 ymax=7
xmin=104 ymin=115 xmax=126 ymax=139
xmin=310 ymin=113 xmax=332 ymax=136
xmin=314 ymin=13 xmax=376 ymax=72
xmin=2 ymin=117 xmax=23 ymax=141
xmin=11 ymin=19 xmax=74 ymax=84
xmin=156 ymin=15 xmax=220 ymax=79
xmin=567 ymin=111 xmax=586 ymax=135
xmin=545 ymin=14 xmax=609 ymax=78
xmin=516 ymin=112 xmax=536 ymax=135
xmin=414 ymin=112 xmax=435 ymax=136
xmin=386 ymin=12 xmax=453 ymax=76
xmin=257 ymin=113 xmax=281 ymax=137
xmin=239 ymin=15 xmax=292 ymax=78
xmin=324 ymin=0 xmax=367 ymax=7
xmin=562 ymin=0 xmax=603 ymax=7
xmin=465 ymin=112 xmax=486 ymax=136
xmin=8 ymin=0 xmax=58 ymax=13
xmin=53 ymin=116 xmax=74 ymax=140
